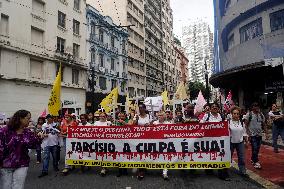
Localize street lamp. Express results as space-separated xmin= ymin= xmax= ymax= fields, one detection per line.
xmin=204 ymin=57 xmax=210 ymax=104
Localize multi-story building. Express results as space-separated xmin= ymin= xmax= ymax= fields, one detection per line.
xmin=212 ymin=0 xmax=284 ymax=109
xmin=173 ymin=38 xmax=189 ymax=85
xmin=89 ymin=0 xmax=146 ymax=98
xmin=85 ymin=5 xmax=128 ymax=113
xmin=162 ymin=0 xmax=176 ymax=97
xmin=144 ymin=0 xmax=164 ymax=97
xmin=0 ymin=0 xmax=87 ymax=118
xmin=182 ymin=20 xmax=214 ymax=85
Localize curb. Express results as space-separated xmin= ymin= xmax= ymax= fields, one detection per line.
xmin=262 ymin=141 xmax=284 ymax=150
xmin=231 ymin=161 xmax=283 ymax=189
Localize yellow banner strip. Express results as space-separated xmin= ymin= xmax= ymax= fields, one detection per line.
xmin=66 ymin=160 xmax=230 ymax=169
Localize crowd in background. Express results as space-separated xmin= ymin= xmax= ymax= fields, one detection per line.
xmin=0 ymin=101 xmax=284 ymax=189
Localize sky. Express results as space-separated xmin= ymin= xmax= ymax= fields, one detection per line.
xmin=170 ymin=0 xmax=214 ymax=39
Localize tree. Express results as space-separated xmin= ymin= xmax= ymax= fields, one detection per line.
xmin=187 ymin=81 xmax=211 ymax=101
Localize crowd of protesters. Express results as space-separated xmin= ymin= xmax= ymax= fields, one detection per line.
xmin=0 ymin=101 xmax=283 ymax=188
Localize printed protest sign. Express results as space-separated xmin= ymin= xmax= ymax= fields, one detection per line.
xmin=66 ymin=122 xmax=230 ymax=169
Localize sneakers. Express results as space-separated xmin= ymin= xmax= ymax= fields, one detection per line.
xmin=36 ymin=161 xmax=41 ymax=164
xmin=100 ymin=168 xmax=107 ymax=177
xmin=253 ymin=162 xmax=262 ymax=169
xmin=163 ymin=173 xmax=169 ymax=181
xmin=61 ymin=168 xmax=69 ymax=176
xmin=38 ymin=172 xmax=48 ymax=178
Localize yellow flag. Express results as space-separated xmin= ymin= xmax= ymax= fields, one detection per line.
xmin=48 ymin=64 xmax=61 ymax=116
xmin=99 ymin=87 xmax=119 ymax=113
xmin=175 ymin=82 xmax=188 ymax=100
xmin=161 ymin=90 xmax=169 ymax=106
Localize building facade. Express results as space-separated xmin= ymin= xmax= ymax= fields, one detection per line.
xmin=212 ymin=0 xmax=284 ymax=109
xmin=144 ymin=0 xmax=164 ymax=97
xmin=182 ymin=20 xmax=214 ymax=85
xmin=0 ymin=0 xmax=87 ymax=119
xmin=162 ymin=0 xmax=176 ymax=97
xmin=88 ymin=0 xmax=146 ymax=98
xmin=86 ymin=5 xmax=128 ymax=113
xmin=173 ymin=39 xmax=189 ymax=85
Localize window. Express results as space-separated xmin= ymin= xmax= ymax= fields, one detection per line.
xmin=72 ymin=69 xmax=79 ymax=84
xmin=111 ymin=36 xmax=115 ymax=48
xmin=58 ymin=11 xmax=66 ymax=28
xmin=0 ymin=14 xmax=9 ymax=36
xmin=74 ymin=0 xmax=80 ymax=10
xmin=73 ymin=43 xmax=80 ymax=57
xmin=56 ymin=37 xmax=65 ymax=53
xmin=99 ymin=77 xmax=107 ymax=90
xmin=91 ymin=51 xmax=96 ymax=62
xmin=56 ymin=64 xmax=64 ymax=81
xmin=30 ymin=59 xmax=43 ymax=79
xmin=121 ymin=82 xmax=125 ymax=92
xmin=99 ymin=29 xmax=104 ymax=42
xmin=32 ymin=0 xmax=44 ymax=17
xmin=90 ymin=23 xmax=95 ymax=35
xmin=99 ymin=53 xmax=104 ymax=67
xmin=73 ymin=19 xmax=80 ymax=35
xmin=111 ymin=79 xmax=117 ymax=89
xmin=270 ymin=9 xmax=284 ymax=32
xmin=240 ymin=18 xmax=263 ymax=43
xmin=228 ymin=34 xmax=234 ymax=50
xmin=111 ymin=58 xmax=115 ymax=70
xmin=31 ymin=27 xmax=44 ymax=47
xmin=123 ymin=61 xmax=126 ymax=71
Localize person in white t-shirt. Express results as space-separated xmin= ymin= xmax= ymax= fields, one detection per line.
xmin=93 ymin=112 xmax=111 ymax=176
xmin=94 ymin=112 xmax=112 ymax=127
xmin=153 ymin=111 xmax=172 ymax=180
xmin=229 ymin=106 xmax=248 ymax=177
xmin=79 ymin=114 xmax=92 ymax=126
xmin=38 ymin=114 xmax=60 ymax=178
xmin=132 ymin=104 xmax=153 ymax=180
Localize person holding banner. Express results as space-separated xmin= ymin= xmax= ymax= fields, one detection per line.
xmin=0 ymin=110 xmax=44 ymax=189
xmin=132 ymin=104 xmax=153 ymax=180
xmin=200 ymin=103 xmax=229 ymax=181
xmin=229 ymin=106 xmax=248 ymax=177
xmin=61 ymin=114 xmax=78 ymax=175
xmin=153 ymin=111 xmax=172 ymax=180
xmin=94 ymin=112 xmax=112 ymax=176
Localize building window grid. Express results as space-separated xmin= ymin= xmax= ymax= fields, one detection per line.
xmin=58 ymin=11 xmax=66 ymax=28
xmin=270 ymin=9 xmax=284 ymax=32
xmin=111 ymin=58 xmax=115 ymax=71
xmin=72 ymin=69 xmax=79 ymax=85
xmin=239 ymin=18 xmax=263 ymax=43
xmin=73 ymin=43 xmax=80 ymax=58
xmin=99 ymin=77 xmax=107 ymax=90
xmin=73 ymin=19 xmax=80 ymax=35
xmin=99 ymin=54 xmax=104 ymax=67
xmin=56 ymin=37 xmax=65 ymax=53
xmin=74 ymin=0 xmax=80 ymax=10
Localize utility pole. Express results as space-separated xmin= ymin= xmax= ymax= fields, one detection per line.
xmin=204 ymin=58 xmax=210 ymax=104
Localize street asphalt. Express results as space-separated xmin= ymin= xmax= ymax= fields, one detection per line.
xmin=24 ymin=150 xmax=264 ymax=189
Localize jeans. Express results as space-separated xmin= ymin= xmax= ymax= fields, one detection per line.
xmin=42 ymin=145 xmax=59 ymax=173
xmin=0 ymin=167 xmax=28 ymax=189
xmin=272 ymin=123 xmax=284 ymax=151
xmin=231 ymin=142 xmax=246 ymax=174
xmin=36 ymin=145 xmax=41 ymax=162
xmin=250 ymin=136 xmax=262 ymax=163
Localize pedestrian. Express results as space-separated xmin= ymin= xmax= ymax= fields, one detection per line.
xmin=94 ymin=112 xmax=112 ymax=176
xmin=153 ymin=111 xmax=172 ymax=180
xmin=87 ymin=112 xmax=94 ymax=124
xmin=115 ymin=112 xmax=130 ymax=177
xmin=0 ymin=110 xmax=44 ymax=189
xmin=184 ymin=104 xmax=199 ymax=123
xmin=132 ymin=103 xmax=153 ymax=180
xmin=244 ymin=102 xmax=268 ymax=169
xmin=200 ymin=103 xmax=229 ymax=181
xmin=174 ymin=109 xmax=185 ymax=123
xmin=38 ymin=114 xmax=60 ymax=178
xmin=79 ymin=114 xmax=92 ymax=126
xmin=61 ymin=114 xmax=77 ymax=175
xmin=35 ymin=117 xmax=45 ymax=164
xmin=165 ymin=109 xmax=173 ymax=123
xmin=197 ymin=104 xmax=210 ymax=120
xmin=268 ymin=103 xmax=284 ymax=153
xmin=229 ymin=106 xmax=249 ymax=177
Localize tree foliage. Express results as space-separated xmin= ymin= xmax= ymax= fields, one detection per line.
xmin=187 ymin=81 xmax=211 ymax=100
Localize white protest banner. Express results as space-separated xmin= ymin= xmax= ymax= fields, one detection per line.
xmin=66 ymin=122 xmax=230 ymax=169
